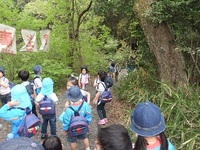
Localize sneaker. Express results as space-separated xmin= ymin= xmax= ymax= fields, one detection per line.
xmin=104 ymin=118 xmax=108 ymax=123
xmin=41 ymin=134 xmax=48 ymax=140
xmin=98 ymin=119 xmax=106 ymax=125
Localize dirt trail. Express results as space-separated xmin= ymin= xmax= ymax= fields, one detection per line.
xmin=0 ymin=82 xmax=128 ymax=150
xmin=0 ymin=85 xmax=103 ymax=150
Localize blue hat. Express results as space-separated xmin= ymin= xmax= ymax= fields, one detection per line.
xmin=66 ymin=86 xmax=83 ymax=102
xmin=130 ymin=101 xmax=165 ymax=137
xmin=41 ymin=77 xmax=54 ymax=96
xmin=11 ymin=84 xmax=32 ymax=109
xmin=0 ymin=137 xmax=44 ymax=150
xmin=0 ymin=66 xmax=5 ymax=75
xmin=33 ymin=65 xmax=42 ymax=75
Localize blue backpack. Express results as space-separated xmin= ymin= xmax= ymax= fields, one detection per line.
xmin=25 ymin=82 xmax=34 ymax=98
xmin=69 ymin=102 xmax=89 ymax=137
xmin=17 ymin=108 xmax=41 ymax=138
xmin=98 ymin=83 xmax=112 ymax=104
xmin=39 ymin=95 xmax=55 ymax=115
xmin=104 ymin=76 xmax=113 ymax=88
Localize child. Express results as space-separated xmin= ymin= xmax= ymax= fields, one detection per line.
xmin=0 ymin=66 xmax=11 ymax=106
xmin=130 ymin=101 xmax=175 ymax=150
xmin=108 ymin=60 xmax=115 ymax=78
xmin=35 ymin=77 xmax=58 ymax=139
xmin=0 ymin=84 xmax=32 ymax=138
xmin=43 ymin=135 xmax=63 ymax=150
xmin=78 ymin=66 xmax=90 ymax=90
xmin=59 ymin=76 xmax=91 ymax=123
xmin=93 ymin=71 xmax=101 ymax=93
xmin=33 ymin=65 xmax=42 ymax=95
xmin=93 ymin=71 xmax=109 ymax=125
xmin=18 ymin=70 xmax=38 ymax=117
xmin=62 ymin=86 xmax=92 ymax=150
xmin=66 ymin=76 xmax=90 ymax=107
xmin=94 ymin=124 xmax=132 ymax=150
xmin=114 ymin=62 xmax=121 ymax=82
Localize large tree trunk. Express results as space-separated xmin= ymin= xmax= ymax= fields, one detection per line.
xmin=134 ymin=0 xmax=188 ymax=87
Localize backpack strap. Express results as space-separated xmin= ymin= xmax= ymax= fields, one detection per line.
xmin=33 ymin=76 xmax=41 ymax=85
xmin=69 ymin=101 xmax=84 ymax=116
xmin=2 ymin=77 xmax=8 ymax=83
xmin=7 ymin=107 xmax=31 ymax=115
xmin=101 ymin=82 xmax=108 ymax=91
xmin=43 ymin=95 xmax=48 ymax=101
xmin=8 ymin=107 xmax=26 ymax=111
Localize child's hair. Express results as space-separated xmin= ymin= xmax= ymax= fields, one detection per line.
xmin=98 ymin=71 xmax=107 ymax=82
xmin=97 ymin=124 xmax=132 ymax=150
xmin=67 ymin=76 xmax=78 ymax=86
xmin=81 ymin=65 xmax=88 ymax=73
xmin=18 ymin=70 xmax=29 ymax=81
xmin=42 ymin=135 xmax=62 ymax=150
xmin=133 ymin=132 xmax=168 ymax=150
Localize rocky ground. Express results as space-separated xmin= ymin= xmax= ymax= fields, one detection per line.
xmin=0 ymin=80 xmax=132 ymax=150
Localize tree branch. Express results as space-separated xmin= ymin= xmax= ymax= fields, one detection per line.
xmin=75 ymin=1 xmax=93 ymax=37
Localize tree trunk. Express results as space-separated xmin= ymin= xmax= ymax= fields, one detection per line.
xmin=68 ymin=0 xmax=93 ymax=68
xmin=134 ymin=0 xmax=188 ymax=87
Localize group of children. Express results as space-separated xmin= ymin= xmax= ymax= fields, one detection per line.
xmin=0 ymin=64 xmax=175 ymax=150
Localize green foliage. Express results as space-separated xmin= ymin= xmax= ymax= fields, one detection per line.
xmin=93 ymin=0 xmax=139 ymax=45
xmin=0 ymin=0 xmax=19 ymax=25
xmin=151 ymin=0 xmax=200 ymax=47
xmin=114 ymin=72 xmax=200 ymax=149
xmin=114 ymin=67 xmax=159 ymax=103
xmin=150 ymin=0 xmax=200 ymax=84
xmin=158 ymin=84 xmax=200 ymax=149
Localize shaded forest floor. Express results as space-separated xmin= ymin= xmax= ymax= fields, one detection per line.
xmin=0 ymin=81 xmax=133 ymax=150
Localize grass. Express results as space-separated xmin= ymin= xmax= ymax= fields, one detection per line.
xmin=113 ymin=69 xmax=200 ymax=149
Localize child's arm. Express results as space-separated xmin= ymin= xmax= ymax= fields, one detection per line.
xmin=7 ymin=101 xmax=20 ymax=107
xmin=85 ymin=104 xmax=92 ymax=124
xmin=86 ymin=91 xmax=91 ymax=104
xmin=64 ymin=101 xmax=70 ymax=109
xmin=31 ymin=89 xmax=37 ymax=100
xmin=78 ymin=74 xmax=81 ymax=87
xmin=93 ymin=92 xmax=101 ymax=104
xmin=34 ymin=93 xmax=43 ymax=107
xmin=0 ymin=101 xmax=20 ymax=121
xmin=62 ymin=110 xmax=72 ymax=131
xmin=93 ymin=79 xmax=98 ymax=87
xmin=0 ymin=78 xmax=9 ymax=88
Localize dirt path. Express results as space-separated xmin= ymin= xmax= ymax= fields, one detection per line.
xmin=0 ymin=82 xmax=130 ymax=150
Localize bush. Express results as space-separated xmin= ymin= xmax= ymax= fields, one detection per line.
xmin=114 ymin=72 xmax=200 ymax=149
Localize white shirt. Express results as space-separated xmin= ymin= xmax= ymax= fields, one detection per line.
xmin=35 ymin=93 xmax=58 ymax=103
xmin=97 ymin=82 xmax=107 ymax=93
xmin=21 ymin=81 xmax=36 ymax=90
xmin=0 ymin=77 xmax=11 ymax=95
xmin=34 ymin=76 xmax=42 ymax=88
xmin=79 ymin=73 xmax=90 ymax=84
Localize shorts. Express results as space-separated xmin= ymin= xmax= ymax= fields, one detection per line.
xmin=67 ymin=133 xmax=87 ymax=143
